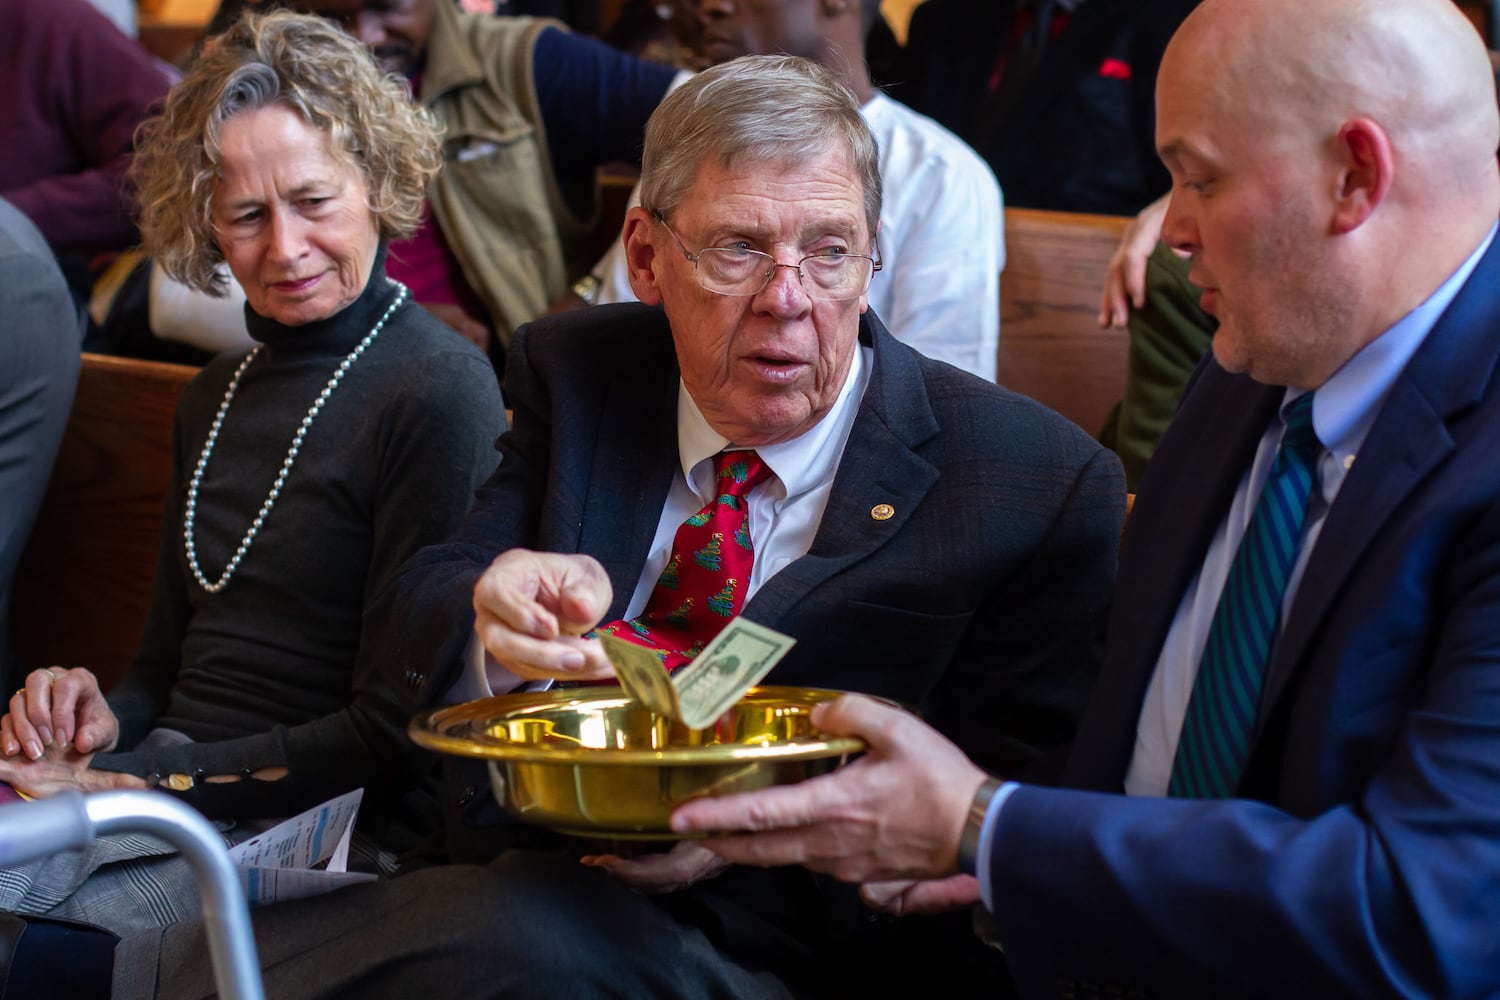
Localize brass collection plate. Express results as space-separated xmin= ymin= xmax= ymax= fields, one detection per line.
xmin=410 ymin=685 xmax=863 ymax=839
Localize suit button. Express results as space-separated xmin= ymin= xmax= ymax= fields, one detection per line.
xmin=405 ymin=669 xmax=425 ymax=690
xmin=456 ymin=785 xmax=477 ymax=808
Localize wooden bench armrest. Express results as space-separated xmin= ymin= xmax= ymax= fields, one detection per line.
xmin=11 ymin=353 xmax=198 ymax=689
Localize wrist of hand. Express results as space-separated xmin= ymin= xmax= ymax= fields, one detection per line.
xmin=957 ymin=776 xmax=1002 ymax=876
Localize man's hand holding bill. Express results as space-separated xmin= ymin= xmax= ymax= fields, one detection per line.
xmin=472 ymin=548 xmax=618 ymax=682
xmin=670 ymin=694 xmax=989 ymax=886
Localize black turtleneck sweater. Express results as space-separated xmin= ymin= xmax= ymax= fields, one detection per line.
xmin=92 ymin=255 xmax=504 ymax=843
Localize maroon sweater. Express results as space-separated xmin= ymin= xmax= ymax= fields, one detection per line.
xmin=0 ymin=0 xmax=170 ymax=252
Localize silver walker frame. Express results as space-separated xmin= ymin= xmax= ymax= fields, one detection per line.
xmin=0 ymin=790 xmax=264 ymax=1000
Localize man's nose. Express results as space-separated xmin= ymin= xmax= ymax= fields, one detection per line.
xmin=754 ymin=262 xmax=813 ymax=317
xmin=1161 ymin=194 xmax=1199 ymax=256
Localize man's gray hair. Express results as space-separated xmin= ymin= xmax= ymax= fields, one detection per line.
xmin=639 ymin=55 xmax=882 ymax=244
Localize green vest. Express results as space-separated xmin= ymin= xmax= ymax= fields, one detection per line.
xmin=420 ymin=6 xmax=596 ymax=347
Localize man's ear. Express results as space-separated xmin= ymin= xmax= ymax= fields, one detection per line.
xmin=1331 ymin=117 xmax=1393 ymax=235
xmin=859 ymin=218 xmax=880 ymax=315
xmin=623 ymin=206 xmax=664 ymax=306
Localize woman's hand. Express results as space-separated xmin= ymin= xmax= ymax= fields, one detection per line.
xmin=0 ymin=743 xmax=147 ymax=798
xmin=3 ymin=667 xmax=120 ymax=760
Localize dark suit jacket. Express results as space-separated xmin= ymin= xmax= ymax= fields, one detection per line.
xmin=373 ymin=303 xmax=1123 ymax=978
xmin=898 ymin=0 xmax=1198 ymax=215
xmin=987 ymin=235 xmax=1500 ymax=998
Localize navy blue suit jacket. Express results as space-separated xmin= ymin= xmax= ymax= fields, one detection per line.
xmin=371 ymin=303 xmax=1123 ymax=974
xmin=987 ymin=235 xmax=1500 ymax=998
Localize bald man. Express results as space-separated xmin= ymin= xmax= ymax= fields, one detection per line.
xmin=673 ymin=0 xmax=1500 ymax=995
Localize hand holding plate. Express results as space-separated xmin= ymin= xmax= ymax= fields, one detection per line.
xmin=670 ymin=694 xmax=988 ymax=883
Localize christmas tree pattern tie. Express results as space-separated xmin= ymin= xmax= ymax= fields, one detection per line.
xmin=1169 ymin=392 xmax=1320 ymax=798
xmin=594 ymin=450 xmax=771 ymax=672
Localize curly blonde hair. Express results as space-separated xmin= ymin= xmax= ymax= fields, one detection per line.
xmin=132 ymin=10 xmax=442 ymax=296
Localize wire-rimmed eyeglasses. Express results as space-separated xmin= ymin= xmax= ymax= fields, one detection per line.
xmin=654 ymin=213 xmax=882 ymax=300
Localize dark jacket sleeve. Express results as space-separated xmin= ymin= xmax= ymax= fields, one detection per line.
xmin=531 ymin=26 xmax=677 ymax=172
xmin=370 ymin=321 xmax=558 ymax=717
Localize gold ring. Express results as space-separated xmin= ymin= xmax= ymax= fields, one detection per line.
xmin=43 ymin=669 xmax=59 ymax=681
xmin=12 ymin=689 xmax=23 ymax=699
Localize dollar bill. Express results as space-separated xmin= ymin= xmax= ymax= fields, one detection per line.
xmin=598 ymin=618 xmax=797 ymax=730
xmin=599 ymin=633 xmax=681 ymax=718
xmin=673 ymin=619 xmax=796 ymax=728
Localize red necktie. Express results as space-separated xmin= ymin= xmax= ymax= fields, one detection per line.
xmin=594 ymin=450 xmax=771 ymax=671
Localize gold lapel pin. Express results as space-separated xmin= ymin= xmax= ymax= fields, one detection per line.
xmin=870 ymin=503 xmax=895 ymax=521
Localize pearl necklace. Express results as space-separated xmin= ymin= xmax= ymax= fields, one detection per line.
xmin=184 ymin=281 xmax=408 ymax=593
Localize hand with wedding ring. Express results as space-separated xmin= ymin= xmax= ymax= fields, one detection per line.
xmin=2 ymin=667 xmax=119 ymax=761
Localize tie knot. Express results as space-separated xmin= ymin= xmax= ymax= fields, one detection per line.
xmin=713 ymin=450 xmax=770 ymax=499
xmin=1279 ymin=393 xmax=1319 ymax=456
xmin=708 ymin=452 xmax=768 ymax=500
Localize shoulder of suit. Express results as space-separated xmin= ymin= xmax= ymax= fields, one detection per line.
xmin=910 ymin=352 xmax=1113 ymax=464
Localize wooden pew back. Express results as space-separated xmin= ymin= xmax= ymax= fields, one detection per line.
xmin=10 ymin=353 xmax=196 ymax=690
xmin=998 ymin=208 xmax=1131 ymax=436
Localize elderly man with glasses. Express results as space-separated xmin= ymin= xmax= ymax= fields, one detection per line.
xmin=382 ymin=53 xmax=1123 ymax=998
xmin=119 ymin=54 xmax=1122 ymax=999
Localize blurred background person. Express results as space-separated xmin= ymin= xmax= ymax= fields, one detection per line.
xmin=0 ymin=0 xmax=171 ymax=308
xmin=572 ymin=0 xmax=1005 ymax=380
xmin=897 ymin=0 xmax=1199 ymax=216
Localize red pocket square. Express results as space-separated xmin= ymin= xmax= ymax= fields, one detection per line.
xmin=1098 ymin=57 xmax=1132 ymax=80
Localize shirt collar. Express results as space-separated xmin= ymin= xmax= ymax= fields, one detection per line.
xmin=675 ymin=339 xmax=872 ymax=501
xmin=1290 ymin=221 xmax=1497 ymax=465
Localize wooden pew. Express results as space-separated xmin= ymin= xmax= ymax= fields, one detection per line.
xmin=998 ymin=207 xmax=1132 ymax=436
xmin=10 ymin=353 xmax=197 ymax=691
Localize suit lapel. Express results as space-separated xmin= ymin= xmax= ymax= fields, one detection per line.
xmin=1258 ymin=235 xmax=1500 ymax=718
xmin=1068 ymin=365 xmax=1279 ymax=788
xmin=744 ymin=315 xmax=941 ymax=627
xmin=1122 ymin=367 xmax=1282 ymax=666
xmin=577 ymin=319 xmax=681 ymax=620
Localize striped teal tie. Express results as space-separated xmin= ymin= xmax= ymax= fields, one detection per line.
xmin=1169 ymin=393 xmax=1321 ymax=798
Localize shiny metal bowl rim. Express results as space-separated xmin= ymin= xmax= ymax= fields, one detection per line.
xmin=408 ymin=685 xmax=864 ymax=766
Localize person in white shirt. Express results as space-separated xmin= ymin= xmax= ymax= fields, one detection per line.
xmin=575 ymin=0 xmax=1004 ymax=380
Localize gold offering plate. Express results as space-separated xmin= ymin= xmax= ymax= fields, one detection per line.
xmin=409 ymin=685 xmax=862 ymax=839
